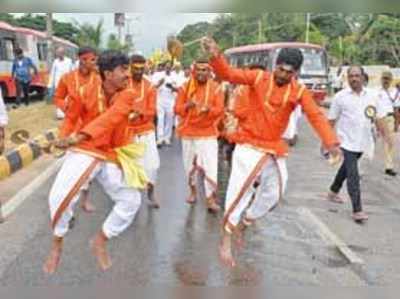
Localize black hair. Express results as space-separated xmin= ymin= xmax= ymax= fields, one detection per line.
xmin=347 ymin=65 xmax=366 ymax=76
xmin=276 ymin=48 xmax=304 ymax=71
xmin=78 ymin=46 xmax=97 ymax=57
xmin=363 ymin=72 xmax=369 ymax=84
xmin=130 ymin=54 xmax=146 ymax=64
xmin=97 ymin=50 xmax=129 ymax=80
xmin=195 ymin=57 xmax=209 ymax=65
xmin=14 ymin=48 xmax=23 ymax=55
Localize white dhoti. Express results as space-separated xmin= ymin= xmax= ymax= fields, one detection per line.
xmin=282 ymin=106 xmax=302 ymax=140
xmin=49 ymin=151 xmax=141 ymax=239
xmin=157 ymin=100 xmax=175 ymax=143
xmin=133 ymin=131 xmax=160 ymax=185
xmin=182 ymin=138 xmax=218 ymax=198
xmin=223 ymin=144 xmax=288 ymax=233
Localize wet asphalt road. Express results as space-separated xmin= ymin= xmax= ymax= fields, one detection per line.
xmin=0 ymin=138 xmax=365 ymax=286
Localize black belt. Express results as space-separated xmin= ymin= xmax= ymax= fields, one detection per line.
xmin=387 ymin=113 xmax=395 ymax=117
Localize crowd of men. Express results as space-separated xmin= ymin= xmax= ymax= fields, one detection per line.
xmin=0 ymin=36 xmax=399 ymax=272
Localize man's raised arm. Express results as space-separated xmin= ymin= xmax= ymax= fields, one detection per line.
xmin=201 ymin=37 xmax=265 ymax=86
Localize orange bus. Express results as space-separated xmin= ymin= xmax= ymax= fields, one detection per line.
xmin=0 ymin=21 xmax=78 ymax=100
xmin=225 ymin=42 xmax=330 ymax=102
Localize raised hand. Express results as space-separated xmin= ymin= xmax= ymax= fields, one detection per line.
xmin=201 ymin=37 xmax=220 ymax=58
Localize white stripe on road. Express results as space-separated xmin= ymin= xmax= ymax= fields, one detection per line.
xmin=1 ymin=158 xmax=63 ymax=219
xmin=297 ymin=207 xmax=365 ymax=265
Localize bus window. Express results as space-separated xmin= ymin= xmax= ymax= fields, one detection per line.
xmin=272 ymin=48 xmax=327 ymax=76
xmin=0 ymin=38 xmax=15 ymax=61
xmin=300 ymin=48 xmax=327 ymax=76
xmin=37 ymin=43 xmax=48 ymax=61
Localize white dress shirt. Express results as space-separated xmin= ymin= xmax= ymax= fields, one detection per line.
xmin=0 ymin=89 xmax=8 ymax=128
xmin=151 ymin=71 xmax=178 ymax=109
xmin=328 ymin=87 xmax=380 ymax=153
xmin=48 ymin=57 xmax=73 ymax=88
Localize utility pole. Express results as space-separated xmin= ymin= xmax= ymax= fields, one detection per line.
xmin=46 ymin=13 xmax=54 ymax=104
xmin=258 ymin=19 xmax=263 ymax=43
xmin=305 ymin=12 xmax=311 ymax=44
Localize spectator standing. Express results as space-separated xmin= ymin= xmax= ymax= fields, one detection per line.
xmin=11 ymin=48 xmax=38 ymax=107
xmin=47 ymin=47 xmax=73 ymax=118
xmin=376 ymin=71 xmax=398 ymax=176
xmin=327 ymin=66 xmax=386 ymax=222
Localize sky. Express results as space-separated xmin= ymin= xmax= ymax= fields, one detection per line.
xmin=52 ymin=13 xmax=220 ymax=55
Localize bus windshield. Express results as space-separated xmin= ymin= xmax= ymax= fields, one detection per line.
xmin=299 ymin=48 xmax=327 ymax=76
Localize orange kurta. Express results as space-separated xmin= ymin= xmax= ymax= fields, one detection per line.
xmin=125 ymin=77 xmax=157 ymax=136
xmin=223 ymin=85 xmax=249 ymax=143
xmin=54 ymin=70 xmax=99 ymax=111
xmin=56 ymin=70 xmax=100 ymax=138
xmin=209 ymin=54 xmax=339 ymax=156
xmin=78 ymin=85 xmax=144 ymax=161
xmin=174 ymin=78 xmax=224 ymax=138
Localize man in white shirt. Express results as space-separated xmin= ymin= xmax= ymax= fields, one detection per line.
xmin=48 ymin=47 xmax=73 ymax=119
xmin=327 ymin=66 xmax=386 ymax=223
xmin=377 ymin=71 xmax=398 ymax=176
xmin=152 ymin=61 xmax=179 ymax=146
xmin=0 ymin=89 xmax=8 ymax=155
xmin=173 ymin=62 xmax=187 ymax=87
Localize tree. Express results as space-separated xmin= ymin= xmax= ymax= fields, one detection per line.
xmin=107 ymin=33 xmax=130 ymax=52
xmin=74 ymin=19 xmax=104 ymax=50
xmin=0 ymin=13 xmax=16 ymax=25
xmin=177 ymin=21 xmax=213 ymax=66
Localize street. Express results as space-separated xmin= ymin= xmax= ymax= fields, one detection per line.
xmin=0 ymin=120 xmax=399 ymax=286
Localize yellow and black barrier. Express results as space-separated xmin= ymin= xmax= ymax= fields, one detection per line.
xmin=0 ymin=128 xmax=58 ymax=180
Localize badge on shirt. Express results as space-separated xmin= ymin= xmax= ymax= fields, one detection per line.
xmin=364 ymin=105 xmax=377 ymax=121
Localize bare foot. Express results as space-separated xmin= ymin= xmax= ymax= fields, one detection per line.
xmin=326 ymin=191 xmax=345 ymax=204
xmin=81 ymin=190 xmax=95 ymax=213
xmin=148 ymin=199 xmax=160 ymax=209
xmin=186 ymin=186 xmax=197 ymax=204
xmin=233 ymin=222 xmax=248 ymax=251
xmin=219 ymin=232 xmax=236 ymax=268
xmin=206 ymin=195 xmax=221 ymax=214
xmin=352 ymin=211 xmax=368 ymax=223
xmin=234 ymin=229 xmax=245 ymax=251
xmin=90 ymin=231 xmax=112 ymax=271
xmin=148 ymin=185 xmax=160 ymax=209
xmin=186 ymin=194 xmax=196 ymax=204
xmin=43 ymin=237 xmax=63 ymax=274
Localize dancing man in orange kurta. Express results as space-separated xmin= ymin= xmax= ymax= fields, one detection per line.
xmin=174 ymin=59 xmax=224 ymax=213
xmin=202 ymin=37 xmax=342 ymax=267
xmin=43 ymin=51 xmax=146 ymax=274
xmin=55 ymin=46 xmax=100 ymax=213
xmin=126 ymin=54 xmax=160 ymax=208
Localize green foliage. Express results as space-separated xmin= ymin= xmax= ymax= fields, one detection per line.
xmin=107 ymin=34 xmax=130 ymax=52
xmin=177 ymin=21 xmax=212 ymax=66
xmin=74 ymin=19 xmax=104 ymax=50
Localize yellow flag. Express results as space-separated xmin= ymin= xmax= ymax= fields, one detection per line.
xmin=115 ymin=143 xmax=149 ymax=189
